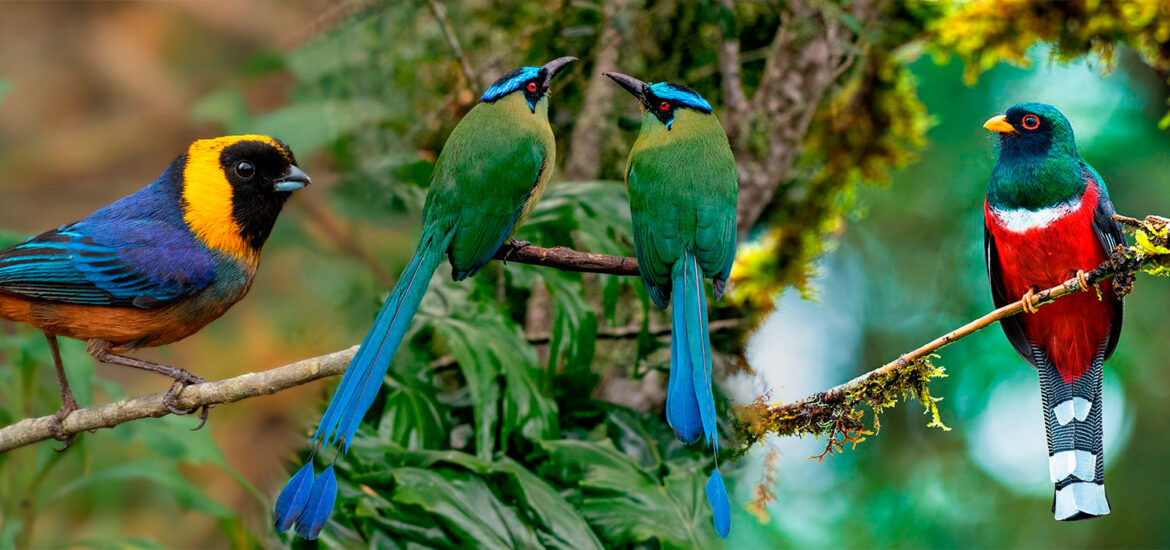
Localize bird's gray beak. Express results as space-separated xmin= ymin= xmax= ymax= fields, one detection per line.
xmin=274 ymin=165 xmax=311 ymax=192
xmin=540 ymin=56 xmax=577 ymax=86
xmin=604 ymin=72 xmax=649 ymax=107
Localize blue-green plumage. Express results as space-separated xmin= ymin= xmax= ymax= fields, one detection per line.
xmin=275 ymin=57 xmax=575 ymax=540
xmin=607 ymin=72 xmax=737 ymax=539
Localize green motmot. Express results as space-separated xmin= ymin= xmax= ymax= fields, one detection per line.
xmin=607 ymin=72 xmax=738 ymax=538
xmin=274 ymin=56 xmax=576 ymax=540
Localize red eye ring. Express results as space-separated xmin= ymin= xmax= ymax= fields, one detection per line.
xmin=527 ymin=82 xmax=538 ymax=92
xmin=1022 ymin=114 xmax=1040 ymax=130
xmin=659 ymin=101 xmax=670 ymax=111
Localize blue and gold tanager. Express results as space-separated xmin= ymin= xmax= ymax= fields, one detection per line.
xmin=607 ymin=72 xmax=737 ymax=538
xmin=274 ymin=57 xmax=576 ymax=539
xmin=0 ymin=135 xmax=310 ymax=444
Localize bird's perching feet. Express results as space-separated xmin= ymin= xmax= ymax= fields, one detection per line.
xmin=86 ymin=339 xmax=214 ymax=430
xmin=1020 ymin=288 xmax=1041 ymax=314
xmin=504 ymin=240 xmax=533 ymax=262
xmin=45 ymin=334 xmax=79 ymax=450
xmin=1075 ymin=270 xmax=1091 ymax=293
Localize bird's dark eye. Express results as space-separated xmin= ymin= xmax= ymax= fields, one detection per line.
xmin=659 ymin=101 xmax=670 ymax=111
xmin=1022 ymin=114 xmax=1040 ymax=130
xmin=235 ymin=160 xmax=255 ymax=180
xmin=527 ymin=82 xmax=538 ymax=92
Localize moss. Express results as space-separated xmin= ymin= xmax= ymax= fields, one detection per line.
xmin=732 ymin=356 xmax=948 ymax=460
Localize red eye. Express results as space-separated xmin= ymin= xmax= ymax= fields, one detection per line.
xmin=659 ymin=101 xmax=670 ymax=111
xmin=1022 ymin=114 xmax=1040 ymax=130
xmin=527 ymin=82 xmax=538 ymax=92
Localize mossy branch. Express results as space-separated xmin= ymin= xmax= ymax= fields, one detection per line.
xmin=734 ymin=214 xmax=1170 ymax=459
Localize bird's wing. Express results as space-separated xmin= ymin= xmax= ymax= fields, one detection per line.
xmin=432 ymin=115 xmax=550 ymax=280
xmin=984 ymin=225 xmax=1036 ymax=366
xmin=627 ymin=164 xmax=677 ymax=309
xmin=1085 ymin=168 xmax=1126 ymax=360
xmin=0 ymin=219 xmax=216 ymax=308
xmin=693 ymin=188 xmax=737 ymax=300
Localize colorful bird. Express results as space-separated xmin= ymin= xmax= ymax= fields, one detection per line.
xmin=983 ymin=103 xmax=1125 ymax=520
xmin=0 ymin=135 xmax=309 ymax=446
xmin=606 ymin=72 xmax=737 ymax=538
xmin=275 ymin=56 xmax=576 ymax=540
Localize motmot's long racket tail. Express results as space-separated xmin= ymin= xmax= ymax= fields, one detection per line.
xmin=667 ymin=250 xmax=730 ymax=538
xmin=316 ymin=226 xmax=453 ymax=449
xmin=274 ymin=226 xmax=452 ymax=535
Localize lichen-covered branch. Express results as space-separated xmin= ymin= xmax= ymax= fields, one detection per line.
xmin=734 ymin=214 xmax=1170 ymax=457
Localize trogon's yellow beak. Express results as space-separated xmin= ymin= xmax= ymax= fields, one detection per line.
xmin=983 ymin=114 xmax=1016 ymax=134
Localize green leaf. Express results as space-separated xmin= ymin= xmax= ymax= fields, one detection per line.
xmin=539 ymin=268 xmax=598 ymax=379
xmin=389 ymin=467 xmax=542 ymax=550
xmin=0 ymin=81 xmax=10 ymax=105
xmin=422 ymin=294 xmax=556 ymax=458
xmin=538 ymin=439 xmax=721 ymax=549
xmin=377 ymin=376 xmax=449 ymax=450
xmin=347 ymin=449 xmax=603 ymax=550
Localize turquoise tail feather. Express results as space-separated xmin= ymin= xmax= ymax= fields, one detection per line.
xmin=667 ymin=273 xmax=702 ymax=443
xmin=274 ymin=227 xmax=451 ymax=539
xmin=315 ymin=226 xmax=453 ymax=450
xmin=680 ymin=251 xmax=717 ymax=449
xmin=706 ymin=469 xmax=731 ymax=539
xmin=672 ymin=250 xmax=730 ymax=538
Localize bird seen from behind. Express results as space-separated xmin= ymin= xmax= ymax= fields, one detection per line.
xmin=607 ymin=71 xmax=737 ymax=539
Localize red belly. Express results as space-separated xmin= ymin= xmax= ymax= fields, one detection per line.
xmin=985 ymin=186 xmax=1114 ymax=382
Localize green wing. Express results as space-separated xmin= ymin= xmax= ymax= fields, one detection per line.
xmin=422 ymin=101 xmax=552 ymax=280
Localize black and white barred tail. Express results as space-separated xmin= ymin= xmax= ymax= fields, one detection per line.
xmin=1035 ymin=345 xmax=1109 ymax=520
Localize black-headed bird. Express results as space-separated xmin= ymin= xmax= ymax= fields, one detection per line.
xmin=983 ymin=103 xmax=1125 ymax=520
xmin=274 ymin=57 xmax=575 ymax=540
xmin=606 ymin=71 xmax=737 ymax=538
xmin=0 ymin=135 xmax=309 ymax=445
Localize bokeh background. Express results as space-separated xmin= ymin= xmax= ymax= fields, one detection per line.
xmin=0 ymin=1 xmax=1169 ymax=548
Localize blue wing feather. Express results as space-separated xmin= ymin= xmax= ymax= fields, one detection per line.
xmin=0 ymin=220 xmax=214 ymax=307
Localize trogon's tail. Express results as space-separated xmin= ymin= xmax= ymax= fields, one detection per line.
xmin=666 ymin=250 xmax=730 ymax=538
xmin=1035 ymin=345 xmax=1109 ymax=521
xmin=274 ymin=226 xmax=452 ymax=538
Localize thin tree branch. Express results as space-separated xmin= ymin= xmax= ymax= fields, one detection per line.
xmin=495 ymin=243 xmax=639 ymax=276
xmin=0 ymin=348 xmax=356 ymax=454
xmin=426 ymin=0 xmax=480 ymax=92
xmin=0 ymin=243 xmax=639 ymax=452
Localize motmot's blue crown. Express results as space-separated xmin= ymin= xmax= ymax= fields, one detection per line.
xmin=479 ymin=57 xmax=576 ymax=113
xmin=480 ymin=67 xmax=541 ymax=103
xmin=647 ymin=82 xmax=713 ymax=113
xmin=605 ymin=72 xmax=714 ymax=130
